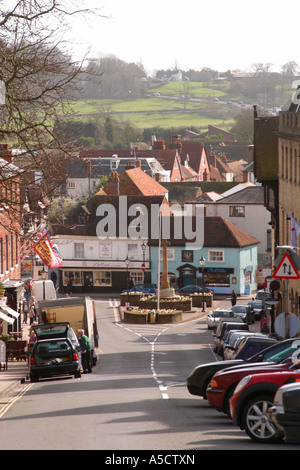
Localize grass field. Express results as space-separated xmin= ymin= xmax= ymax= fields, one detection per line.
xmin=70 ymin=92 xmax=235 ymax=129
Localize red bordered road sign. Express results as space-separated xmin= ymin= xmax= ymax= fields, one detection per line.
xmin=272 ymin=253 xmax=300 ymax=279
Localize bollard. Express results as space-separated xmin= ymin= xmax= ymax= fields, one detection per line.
xmin=150 ymin=310 xmax=156 ymax=323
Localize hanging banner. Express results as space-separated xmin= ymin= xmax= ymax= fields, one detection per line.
xmin=33 ymin=233 xmax=62 ymax=268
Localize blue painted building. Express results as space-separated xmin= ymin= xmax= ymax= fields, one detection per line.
xmin=149 ymin=216 xmax=259 ymax=295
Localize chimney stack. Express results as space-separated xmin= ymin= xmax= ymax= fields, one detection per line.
xmin=105 ymin=171 xmax=120 ymax=195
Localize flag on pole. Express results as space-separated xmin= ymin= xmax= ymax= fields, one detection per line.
xmin=290 ymin=216 xmax=300 ymax=247
xmin=33 ymin=233 xmax=62 ymax=267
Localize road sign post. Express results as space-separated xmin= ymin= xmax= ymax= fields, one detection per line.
xmin=272 ymin=251 xmax=300 ymax=338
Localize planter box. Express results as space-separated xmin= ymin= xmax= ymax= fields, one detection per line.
xmin=120 ymin=293 xmax=143 ymax=306
xmin=191 ymin=294 xmax=213 ymax=308
xmin=155 ymin=311 xmax=182 ymax=323
xmin=123 ymin=310 xmax=148 ymax=323
xmin=123 ymin=309 xmax=182 ymax=324
xmin=138 ymin=298 xmax=192 ymax=311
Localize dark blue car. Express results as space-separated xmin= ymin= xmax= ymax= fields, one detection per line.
xmin=123 ymin=283 xmax=157 ymax=294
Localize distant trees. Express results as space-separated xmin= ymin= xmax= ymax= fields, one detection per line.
xmin=230 ymin=109 xmax=254 ymax=143
xmin=83 ymin=56 xmax=148 ymax=99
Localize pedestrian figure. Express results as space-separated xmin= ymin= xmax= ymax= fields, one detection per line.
xmin=23 ymin=300 xmax=29 ymax=324
xmin=230 ymin=289 xmax=237 ymax=306
xmin=77 ymin=329 xmax=92 ymax=373
xmin=66 ymin=277 xmax=73 ymax=295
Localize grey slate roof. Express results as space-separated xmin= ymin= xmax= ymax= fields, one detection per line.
xmin=216 ymin=186 xmax=264 ymax=204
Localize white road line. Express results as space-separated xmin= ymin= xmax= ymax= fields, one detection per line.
xmin=0 ymin=383 xmax=33 ymax=420
xmin=106 ymin=298 xmax=190 ymax=401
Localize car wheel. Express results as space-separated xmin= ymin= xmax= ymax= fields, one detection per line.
xmin=30 ymin=374 xmax=39 ymax=383
xmin=241 ymin=394 xmax=283 ymax=443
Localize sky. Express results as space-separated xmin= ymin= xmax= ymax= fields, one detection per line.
xmin=67 ymin=0 xmax=299 ymax=75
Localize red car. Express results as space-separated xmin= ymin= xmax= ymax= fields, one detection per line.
xmin=229 ymin=370 xmax=300 ymax=443
xmin=206 ymin=361 xmax=299 ymax=415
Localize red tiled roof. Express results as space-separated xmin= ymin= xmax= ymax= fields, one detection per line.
xmin=102 ymin=167 xmax=168 ymax=196
xmin=122 ymin=167 xmax=168 ymax=196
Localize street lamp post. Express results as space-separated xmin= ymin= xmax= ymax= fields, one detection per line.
xmin=141 ymin=242 xmax=147 ymax=283
xmin=199 ymin=256 xmax=206 ymax=312
xmin=125 ymin=256 xmax=131 ymax=307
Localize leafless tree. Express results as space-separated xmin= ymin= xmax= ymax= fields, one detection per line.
xmin=0 ymin=0 xmax=103 ymax=233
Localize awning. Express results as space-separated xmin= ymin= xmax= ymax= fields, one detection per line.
xmin=1 ymin=305 xmax=20 ymax=319
xmin=0 ymin=311 xmax=15 ymax=324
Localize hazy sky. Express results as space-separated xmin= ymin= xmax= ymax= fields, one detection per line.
xmin=68 ymin=0 xmax=299 ymax=75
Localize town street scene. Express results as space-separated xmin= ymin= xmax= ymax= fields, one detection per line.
xmin=0 ymin=0 xmax=299 ymax=456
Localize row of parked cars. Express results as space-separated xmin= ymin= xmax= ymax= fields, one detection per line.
xmin=187 ymin=304 xmax=300 ymax=445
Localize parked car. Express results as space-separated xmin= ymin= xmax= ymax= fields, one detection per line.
xmin=206 ymin=309 xmax=233 ymax=330
xmin=270 ymin=382 xmax=300 ymax=444
xmin=177 ymin=285 xmax=214 ymax=295
xmin=231 ymin=304 xmax=255 ymax=324
xmin=29 ymin=322 xmax=82 ymax=382
xmin=247 ymin=299 xmax=264 ymax=319
xmin=122 ymin=283 xmax=157 ymax=294
xmin=213 ymin=320 xmax=249 ymax=356
xmin=207 ymin=342 xmax=285 ymax=415
xmin=225 ymin=335 xmax=277 ymax=361
xmin=255 ymin=289 xmax=270 ymax=301
xmin=230 ymin=369 xmax=300 ymax=443
xmin=223 ymin=332 xmax=266 ymax=360
xmin=223 ymin=331 xmax=251 ymax=360
xmin=186 ymin=338 xmax=300 ymax=399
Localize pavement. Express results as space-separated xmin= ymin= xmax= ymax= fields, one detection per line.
xmin=0 ymin=293 xmax=254 ymax=403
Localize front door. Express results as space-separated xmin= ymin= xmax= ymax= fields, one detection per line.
xmin=83 ymin=272 xmax=93 ymax=292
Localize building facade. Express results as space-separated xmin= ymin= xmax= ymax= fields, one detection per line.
xmin=278 ymin=107 xmax=300 ymax=314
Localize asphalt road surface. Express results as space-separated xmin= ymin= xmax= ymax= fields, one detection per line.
xmin=0 ymin=298 xmax=297 ymax=454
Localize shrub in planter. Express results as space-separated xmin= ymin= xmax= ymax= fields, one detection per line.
xmin=138 ymin=296 xmax=191 ymax=311
xmin=123 ymin=308 xmax=182 ymax=324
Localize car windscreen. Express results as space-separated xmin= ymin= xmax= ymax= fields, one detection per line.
xmin=265 ymin=341 xmax=300 ymax=363
xmin=212 ymin=311 xmax=231 ymax=318
xmin=232 ymin=306 xmax=247 ymax=312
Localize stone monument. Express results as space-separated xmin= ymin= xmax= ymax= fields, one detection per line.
xmin=160 ymin=239 xmax=176 ymax=298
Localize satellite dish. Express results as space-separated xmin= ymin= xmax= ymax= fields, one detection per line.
xmin=275 ymin=313 xmax=300 ymax=338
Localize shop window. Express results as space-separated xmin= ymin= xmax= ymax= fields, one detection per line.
xmin=94 ymin=271 xmax=111 ymax=286
xmin=63 ymin=271 xmax=83 ymax=286
xmin=130 ymin=271 xmax=144 ymax=284
xmin=205 ymin=271 xmax=230 ymax=287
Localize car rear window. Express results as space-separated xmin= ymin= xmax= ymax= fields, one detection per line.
xmin=36 ymin=340 xmax=71 ymax=353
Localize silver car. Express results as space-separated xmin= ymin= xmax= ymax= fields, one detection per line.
xmin=206 ymin=309 xmax=233 ymax=329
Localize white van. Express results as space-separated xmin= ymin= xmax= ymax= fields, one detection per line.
xmin=31 ymin=280 xmax=57 ymax=301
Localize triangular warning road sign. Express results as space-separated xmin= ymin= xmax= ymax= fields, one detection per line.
xmin=273 ymin=253 xmax=300 ymax=279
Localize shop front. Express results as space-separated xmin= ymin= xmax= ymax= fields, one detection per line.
xmin=57 ymin=260 xmax=151 ymax=294
xmin=203 ymin=267 xmax=234 ymax=294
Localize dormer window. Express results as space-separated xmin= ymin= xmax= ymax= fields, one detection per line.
xmin=110 ymin=156 xmax=120 ymax=170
